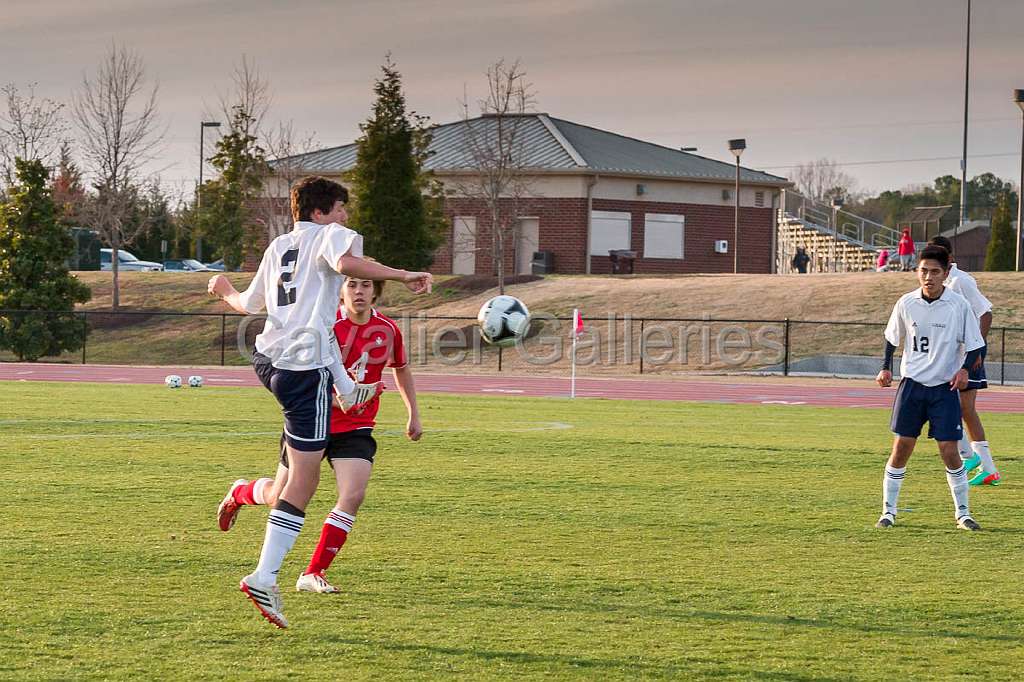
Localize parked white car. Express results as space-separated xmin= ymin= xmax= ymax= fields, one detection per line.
xmin=100 ymin=248 xmax=164 ymax=272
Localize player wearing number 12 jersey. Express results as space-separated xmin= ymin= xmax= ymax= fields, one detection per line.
xmin=874 ymin=245 xmax=985 ymax=531
xmin=208 ymin=176 xmax=431 ymax=628
xmin=217 ymin=273 xmax=422 ymax=595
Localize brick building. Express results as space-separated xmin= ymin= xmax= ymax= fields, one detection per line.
xmin=268 ymin=114 xmax=791 ymax=275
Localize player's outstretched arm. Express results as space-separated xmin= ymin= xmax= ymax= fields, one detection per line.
xmin=337 ymin=255 xmax=433 ymax=294
xmin=393 ymin=365 xmax=422 ymax=441
xmin=208 ymin=275 xmax=250 ymax=315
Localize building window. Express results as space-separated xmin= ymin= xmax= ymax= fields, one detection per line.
xmin=755 ymin=191 xmax=765 ymax=207
xmin=643 ymin=213 xmax=684 ymax=259
xmin=589 ymin=210 xmax=631 ymax=256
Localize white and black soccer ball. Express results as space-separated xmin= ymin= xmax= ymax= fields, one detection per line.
xmin=188 ymin=375 xmax=203 ymax=388
xmin=165 ymin=374 xmax=182 ymax=389
xmin=477 ymin=295 xmax=531 ymax=347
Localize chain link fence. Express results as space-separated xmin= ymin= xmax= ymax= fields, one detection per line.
xmin=1 ymin=309 xmax=1022 ymax=384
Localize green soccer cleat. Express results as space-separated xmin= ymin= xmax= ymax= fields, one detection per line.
xmin=961 ymin=454 xmax=982 ymax=477
xmin=969 ymin=470 xmax=1001 ymax=487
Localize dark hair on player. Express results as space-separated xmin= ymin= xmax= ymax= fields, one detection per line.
xmin=342 ymin=257 xmax=386 ymax=303
xmin=928 ymin=235 xmax=953 ymax=256
xmin=919 ymin=244 xmax=950 ymax=269
xmin=291 ymin=176 xmax=349 ymax=222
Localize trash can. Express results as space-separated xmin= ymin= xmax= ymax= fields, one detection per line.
xmin=531 ymin=250 xmax=554 ymax=275
xmin=608 ymin=249 xmax=637 ymax=274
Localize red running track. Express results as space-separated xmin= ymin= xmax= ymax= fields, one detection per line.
xmin=3 ymin=362 xmax=1023 ymax=413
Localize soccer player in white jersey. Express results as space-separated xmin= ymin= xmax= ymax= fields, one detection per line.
xmin=218 ymin=273 xmax=421 ymax=596
xmin=928 ymin=236 xmax=1000 ymax=486
xmin=207 ymin=176 xmax=432 ymax=628
xmin=875 ymin=245 xmax=986 ymax=531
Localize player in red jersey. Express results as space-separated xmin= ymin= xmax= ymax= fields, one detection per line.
xmin=217 ymin=272 xmax=422 ymax=593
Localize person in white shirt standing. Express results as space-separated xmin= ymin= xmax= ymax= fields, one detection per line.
xmin=928 ymin=236 xmax=1000 ymax=486
xmin=875 ymin=245 xmax=986 ymax=531
xmin=207 ymin=176 xmax=432 ymax=628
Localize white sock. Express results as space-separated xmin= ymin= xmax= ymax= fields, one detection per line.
xmin=957 ymin=435 xmax=972 ymax=461
xmin=882 ymin=465 xmax=905 ymax=517
xmin=252 ymin=478 xmax=274 ymax=505
xmin=327 ymin=507 xmax=356 ymax=532
xmin=253 ymin=507 xmax=305 ymax=585
xmin=971 ymin=441 xmax=997 ymax=474
xmin=945 ymin=466 xmax=970 ymax=521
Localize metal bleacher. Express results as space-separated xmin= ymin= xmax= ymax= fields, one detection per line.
xmin=776 ymin=189 xmax=902 ymax=274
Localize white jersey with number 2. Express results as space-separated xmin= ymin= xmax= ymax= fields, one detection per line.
xmin=238 ymin=221 xmax=363 ymax=373
xmin=884 ymin=287 xmax=984 ymax=387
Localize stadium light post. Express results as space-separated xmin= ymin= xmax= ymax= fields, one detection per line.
xmin=197 ymin=120 xmax=222 ymax=262
xmin=1015 ymin=90 xmax=1024 ymax=272
xmin=830 ymin=196 xmax=845 ymax=272
xmin=729 ymin=138 xmax=746 ymax=274
xmin=958 ymin=0 xmax=972 ymax=239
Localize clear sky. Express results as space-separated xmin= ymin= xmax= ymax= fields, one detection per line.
xmin=3 ymin=0 xmax=1022 ymax=198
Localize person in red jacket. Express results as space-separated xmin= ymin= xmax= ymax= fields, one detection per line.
xmin=897 ymin=228 xmax=915 ymax=271
xmin=876 ymin=248 xmax=890 ymax=272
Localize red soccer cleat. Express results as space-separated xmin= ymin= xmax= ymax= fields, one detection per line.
xmin=217 ymin=479 xmax=248 ymax=531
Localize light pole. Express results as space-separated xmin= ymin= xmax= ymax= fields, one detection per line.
xmin=830 ymin=196 xmax=845 ymax=272
xmin=1015 ymin=89 xmax=1024 ymax=272
xmin=728 ymin=138 xmax=746 ymax=273
xmin=958 ymin=0 xmax=971 ymax=238
xmin=197 ymin=120 xmax=221 ymax=261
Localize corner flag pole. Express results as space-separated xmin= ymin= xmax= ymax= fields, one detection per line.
xmin=571 ymin=309 xmax=583 ymax=398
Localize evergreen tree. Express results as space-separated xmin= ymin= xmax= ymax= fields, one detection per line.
xmin=131 ymin=182 xmax=180 ymax=262
xmin=197 ymin=105 xmax=268 ymax=270
xmin=347 ymin=56 xmax=445 ymax=270
xmin=984 ymin=191 xmax=1015 ymax=271
xmin=51 ymin=142 xmax=87 ymax=228
xmin=0 ymin=158 xmax=91 ymax=360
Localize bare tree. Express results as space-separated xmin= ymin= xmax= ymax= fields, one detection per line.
xmin=794 ymin=157 xmax=860 ymax=203
xmin=196 ymin=56 xmax=279 ymax=262
xmin=455 ymin=59 xmax=537 ymax=294
xmin=73 ymin=43 xmax=163 ymax=309
xmin=217 ymin=56 xmax=270 ymax=142
xmin=0 ymin=82 xmax=69 ymax=189
xmin=258 ymin=120 xmax=321 ymax=241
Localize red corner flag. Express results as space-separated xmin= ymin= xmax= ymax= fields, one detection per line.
xmin=572 ymin=308 xmax=584 ymax=338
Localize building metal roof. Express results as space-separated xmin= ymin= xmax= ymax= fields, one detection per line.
xmin=903 ymin=205 xmax=954 ymax=223
xmin=273 ymin=113 xmax=790 ymax=186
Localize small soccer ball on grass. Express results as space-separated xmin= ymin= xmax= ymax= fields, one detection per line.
xmin=477 ymin=295 xmax=531 ymax=347
xmin=165 ymin=375 xmax=182 ymax=389
xmin=188 ymin=375 xmax=203 ymax=388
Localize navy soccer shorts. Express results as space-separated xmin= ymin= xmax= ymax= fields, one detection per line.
xmin=253 ymin=352 xmax=332 ymax=452
xmin=279 ymin=429 xmax=377 ymax=468
xmin=890 ymin=377 xmax=963 ymax=442
xmin=965 ymin=344 xmax=988 ymax=391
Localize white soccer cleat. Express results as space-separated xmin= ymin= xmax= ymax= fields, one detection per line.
xmin=240 ymin=575 xmax=288 ymax=629
xmin=339 ymin=381 xmax=384 ymax=413
xmin=956 ymin=516 xmax=981 ymax=532
xmin=296 ymin=571 xmax=340 ymax=594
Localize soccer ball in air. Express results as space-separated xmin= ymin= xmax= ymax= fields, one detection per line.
xmin=188 ymin=375 xmax=203 ymax=388
xmin=477 ymin=295 xmax=531 ymax=347
xmin=165 ymin=374 xmax=182 ymax=389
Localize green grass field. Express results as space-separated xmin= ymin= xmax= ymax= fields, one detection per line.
xmin=2 ymin=381 xmax=1023 ymax=680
